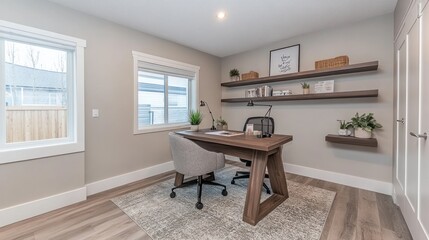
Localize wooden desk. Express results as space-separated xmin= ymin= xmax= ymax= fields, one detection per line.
xmin=175 ymin=130 xmax=293 ymax=225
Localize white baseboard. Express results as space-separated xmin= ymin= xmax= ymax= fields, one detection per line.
xmin=86 ymin=161 xmax=175 ymax=196
xmin=226 ymin=156 xmax=392 ymax=195
xmin=284 ymin=163 xmax=392 ymax=195
xmin=0 ymin=187 xmax=86 ymax=228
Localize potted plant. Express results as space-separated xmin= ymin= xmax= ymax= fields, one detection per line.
xmin=301 ymin=82 xmax=310 ymax=94
xmin=229 ymin=68 xmax=240 ymax=81
xmin=189 ymin=110 xmax=203 ymax=131
xmin=350 ymin=112 xmax=382 ymax=138
xmin=337 ymin=120 xmax=352 ymax=136
xmin=216 ymin=117 xmax=228 ymax=130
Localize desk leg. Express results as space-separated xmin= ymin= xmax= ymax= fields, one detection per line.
xmin=243 ymin=150 xmax=268 ymax=225
xmin=242 ymin=147 xmax=289 ymax=226
xmin=267 ymin=146 xmax=288 ymax=197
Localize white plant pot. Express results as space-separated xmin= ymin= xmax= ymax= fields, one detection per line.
xmin=230 ymin=76 xmax=240 ymax=81
xmin=354 ymin=127 xmax=372 ymax=138
xmin=303 ymin=88 xmax=310 ymax=94
xmin=190 ymin=125 xmax=199 ymax=131
xmin=338 ymin=129 xmax=352 ymax=136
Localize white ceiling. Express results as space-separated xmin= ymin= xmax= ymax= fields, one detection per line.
xmin=47 ymin=0 xmax=397 ymax=57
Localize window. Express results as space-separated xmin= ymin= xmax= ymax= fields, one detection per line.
xmin=0 ymin=20 xmax=86 ymax=164
xmin=133 ymin=51 xmax=199 ymax=133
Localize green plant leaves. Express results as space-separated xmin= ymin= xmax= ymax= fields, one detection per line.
xmin=350 ymin=112 xmax=382 ymax=131
xmin=189 ymin=110 xmax=203 ymax=125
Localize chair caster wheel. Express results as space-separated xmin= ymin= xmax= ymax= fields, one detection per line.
xmin=196 ymin=202 xmax=203 ymax=209
xmin=170 ymin=192 xmax=176 ymax=198
xmin=231 ymin=180 xmax=235 ymax=184
xmin=222 ymin=189 xmax=228 ymax=196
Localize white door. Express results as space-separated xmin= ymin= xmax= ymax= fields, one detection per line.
xmin=396 ymin=38 xmax=407 ymax=199
xmin=418 ymin=4 xmax=429 ymax=238
xmin=405 ymin=13 xmax=420 ymax=217
xmin=395 ymin=4 xmax=429 ymax=239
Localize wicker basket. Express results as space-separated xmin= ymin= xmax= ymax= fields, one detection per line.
xmin=315 ymin=56 xmax=349 ymax=70
xmin=241 ymin=71 xmax=259 ymax=80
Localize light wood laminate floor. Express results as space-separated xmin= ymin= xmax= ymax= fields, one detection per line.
xmin=0 ymin=161 xmax=412 ymax=240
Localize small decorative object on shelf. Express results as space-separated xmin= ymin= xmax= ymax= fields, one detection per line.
xmin=216 ymin=117 xmax=228 ymax=130
xmin=315 ymin=80 xmax=335 ymax=93
xmin=229 ymin=68 xmax=240 ymax=81
xmin=301 ymin=82 xmax=310 ymax=94
xmin=256 ymin=85 xmax=273 ymax=97
xmin=188 ymin=110 xmax=203 ymax=131
xmin=350 ymin=112 xmax=382 ymax=138
xmin=273 ymin=89 xmax=293 ymax=96
xmin=245 ymin=88 xmax=257 ymax=98
xmin=337 ymin=120 xmax=352 ymax=136
xmin=315 ymin=55 xmax=349 ymax=70
xmin=241 ymin=71 xmax=259 ymax=80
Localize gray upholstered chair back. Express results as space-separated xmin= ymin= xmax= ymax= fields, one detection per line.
xmin=169 ymin=132 xmax=225 ymax=176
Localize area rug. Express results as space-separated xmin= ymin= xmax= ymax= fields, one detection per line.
xmin=111 ymin=165 xmax=336 ymax=240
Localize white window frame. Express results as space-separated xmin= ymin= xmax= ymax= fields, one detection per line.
xmin=133 ymin=51 xmax=199 ymax=134
xmin=0 ymin=20 xmax=86 ymax=164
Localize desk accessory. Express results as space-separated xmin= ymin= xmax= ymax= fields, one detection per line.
xmin=200 ymin=100 xmax=216 ymax=130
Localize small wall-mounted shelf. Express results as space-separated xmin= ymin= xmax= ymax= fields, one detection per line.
xmin=221 ymin=61 xmax=379 ymax=88
xmin=221 ymin=89 xmax=378 ymax=103
xmin=325 ymin=134 xmax=378 ymax=147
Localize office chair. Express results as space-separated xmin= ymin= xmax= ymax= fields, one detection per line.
xmin=169 ymin=132 xmax=228 ymax=209
xmin=231 ymin=117 xmax=274 ymax=194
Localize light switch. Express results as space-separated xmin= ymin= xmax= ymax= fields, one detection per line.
xmin=92 ymin=109 xmax=99 ymax=118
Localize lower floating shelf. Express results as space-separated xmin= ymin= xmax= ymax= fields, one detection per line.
xmin=221 ymin=89 xmax=378 ymax=103
xmin=325 ymin=134 xmax=378 ymax=147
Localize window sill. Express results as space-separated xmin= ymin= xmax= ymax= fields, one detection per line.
xmin=134 ymin=123 xmax=191 ymax=134
xmin=0 ymin=141 xmax=84 ymax=165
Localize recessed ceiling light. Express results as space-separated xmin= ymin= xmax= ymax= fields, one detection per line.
xmin=217 ymin=11 xmax=226 ymax=20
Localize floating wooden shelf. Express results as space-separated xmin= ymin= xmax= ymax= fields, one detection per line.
xmin=221 ymin=61 xmax=379 ymax=87
xmin=325 ymin=134 xmax=378 ymax=147
xmin=221 ymin=89 xmax=378 ymax=103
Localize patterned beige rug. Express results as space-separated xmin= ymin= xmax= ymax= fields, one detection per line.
xmin=112 ymin=165 xmax=336 ymax=240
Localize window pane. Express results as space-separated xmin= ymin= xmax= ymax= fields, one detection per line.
xmin=4 ymin=40 xmax=69 ymax=143
xmin=138 ymin=71 xmax=165 ymax=128
xmin=168 ymin=76 xmax=189 ymax=124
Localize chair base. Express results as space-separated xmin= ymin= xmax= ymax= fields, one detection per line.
xmin=171 ymin=175 xmax=227 ymax=209
xmin=231 ymin=171 xmax=271 ymax=194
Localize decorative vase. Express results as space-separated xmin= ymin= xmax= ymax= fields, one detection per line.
xmin=190 ymin=125 xmax=199 ymax=131
xmin=354 ymin=127 xmax=372 ymax=138
xmin=338 ymin=129 xmax=352 ymax=136
xmin=303 ymin=88 xmax=310 ymax=94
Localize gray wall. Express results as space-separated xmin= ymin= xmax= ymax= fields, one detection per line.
xmin=394 ymin=0 xmax=413 ymax=38
xmin=0 ymin=0 xmax=221 ymax=208
xmin=221 ymin=14 xmax=394 ymax=183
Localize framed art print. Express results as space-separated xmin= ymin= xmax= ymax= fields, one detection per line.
xmin=269 ymin=44 xmax=300 ymax=76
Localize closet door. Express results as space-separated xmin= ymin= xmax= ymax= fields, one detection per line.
xmin=405 ymin=13 xmax=420 ymax=217
xmin=395 ymin=38 xmax=407 ymax=202
xmin=418 ymin=4 xmax=429 ymax=238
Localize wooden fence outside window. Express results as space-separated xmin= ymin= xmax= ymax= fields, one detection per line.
xmin=6 ymin=106 xmax=67 ymax=143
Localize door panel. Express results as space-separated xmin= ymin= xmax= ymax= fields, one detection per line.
xmin=419 ymin=7 xmax=429 ymax=238
xmin=406 ymin=20 xmax=420 ymax=212
xmin=397 ymin=42 xmax=407 ymax=191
